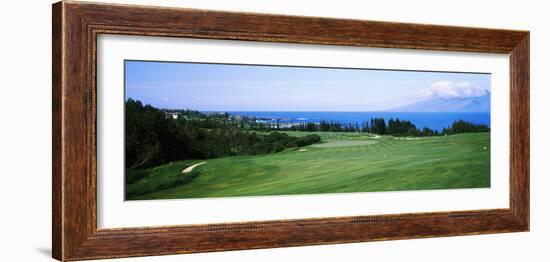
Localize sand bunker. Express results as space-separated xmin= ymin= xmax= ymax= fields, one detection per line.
xmin=181 ymin=162 xmax=207 ymax=173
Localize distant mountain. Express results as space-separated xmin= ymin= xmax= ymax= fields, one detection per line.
xmin=388 ymin=92 xmax=490 ymax=112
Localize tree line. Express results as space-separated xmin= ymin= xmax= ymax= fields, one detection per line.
xmin=240 ymin=116 xmax=488 ymax=137
xmin=125 ymin=99 xmax=321 ymax=169
xmin=442 ymin=119 xmax=490 ymax=135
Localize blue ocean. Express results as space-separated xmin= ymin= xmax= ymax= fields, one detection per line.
xmin=226 ymin=111 xmax=490 ymax=131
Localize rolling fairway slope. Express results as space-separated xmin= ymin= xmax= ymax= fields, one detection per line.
xmin=128 ymin=132 xmax=490 ymax=200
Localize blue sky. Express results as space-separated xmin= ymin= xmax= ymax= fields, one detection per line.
xmin=125 ymin=60 xmax=491 ymax=111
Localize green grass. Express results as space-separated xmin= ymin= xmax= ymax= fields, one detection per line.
xmin=126 ymin=132 xmax=490 ymax=200
xmin=257 ymin=130 xmax=378 ymax=141
xmin=309 ymin=140 xmax=379 ymax=148
xmin=125 ymin=162 xmax=201 ymax=199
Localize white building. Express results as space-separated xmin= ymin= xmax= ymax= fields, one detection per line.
xmin=165 ymin=112 xmax=180 ymax=120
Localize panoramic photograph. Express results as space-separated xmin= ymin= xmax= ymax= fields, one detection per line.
xmin=124 ymin=60 xmax=491 ymax=200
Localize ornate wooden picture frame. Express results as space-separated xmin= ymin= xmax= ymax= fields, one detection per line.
xmin=52 ymin=1 xmax=529 ymax=261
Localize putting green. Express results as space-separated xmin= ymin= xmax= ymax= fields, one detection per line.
xmin=310 ymin=140 xmax=379 ymax=148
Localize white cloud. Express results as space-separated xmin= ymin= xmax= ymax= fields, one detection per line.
xmin=418 ymin=81 xmax=488 ymax=99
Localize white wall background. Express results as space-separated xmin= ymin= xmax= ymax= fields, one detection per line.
xmin=0 ymin=0 xmax=546 ymax=261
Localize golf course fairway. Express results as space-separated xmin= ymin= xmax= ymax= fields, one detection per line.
xmin=126 ymin=132 xmax=490 ymax=200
